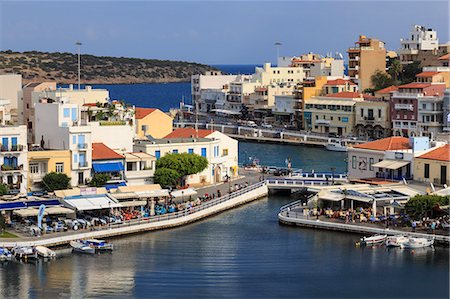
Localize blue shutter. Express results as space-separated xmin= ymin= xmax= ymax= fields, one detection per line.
xmin=155 ymin=151 xmax=161 ymax=160
xmin=188 ymin=148 xmax=194 ymax=154
xmin=11 ymin=137 xmax=17 ymax=146
xmin=2 ymin=137 xmax=8 ymax=150
xmin=173 ymin=149 xmax=178 ymax=154
xmin=201 ymin=148 xmax=206 ymax=157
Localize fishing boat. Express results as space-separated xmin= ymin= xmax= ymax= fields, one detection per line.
xmin=325 ymin=139 xmax=348 ymax=152
xmin=360 ymin=234 xmax=387 ymax=245
xmin=35 ymin=246 xmax=56 ymax=258
xmin=70 ymin=240 xmax=95 ymax=255
xmin=83 ymin=239 xmax=114 ymax=252
xmin=385 ymin=235 xmax=409 ymax=247
xmin=400 ymin=237 xmax=434 ymax=249
xmin=0 ymin=248 xmax=13 ymax=261
xmin=12 ymin=246 xmax=37 ymax=261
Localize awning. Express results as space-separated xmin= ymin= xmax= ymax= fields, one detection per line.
xmin=318 ymin=190 xmax=345 ymax=202
xmin=45 ymin=206 xmax=75 ymax=215
xmin=104 ymin=181 xmax=127 ymax=191
xmin=211 ymin=109 xmax=241 ymax=115
xmin=14 ymin=208 xmax=42 ymax=217
xmin=110 ymin=192 xmax=139 ymax=200
xmin=119 ymin=200 xmax=147 ymax=207
xmin=63 ymin=196 xmax=122 ymax=211
xmin=137 ymin=189 xmax=170 ymax=198
xmin=372 ymin=160 xmax=410 ymax=170
xmin=92 ymin=162 xmax=124 ymax=173
xmin=171 ymin=188 xmax=198 ymax=200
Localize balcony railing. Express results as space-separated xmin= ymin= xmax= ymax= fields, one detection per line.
xmin=77 ymin=143 xmax=88 ymax=149
xmin=78 ymin=161 xmax=89 ymax=168
xmin=394 ymin=104 xmax=414 ymax=111
xmin=1 ymin=164 xmax=23 ymax=171
xmin=0 ymin=145 xmax=24 ymax=152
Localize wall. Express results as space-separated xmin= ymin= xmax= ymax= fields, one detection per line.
xmin=27 ymin=150 xmax=71 ymax=191
xmin=347 ymin=148 xmax=384 ymax=179
xmin=0 ymin=74 xmax=22 ymax=124
xmin=136 ymin=110 xmax=173 ymax=139
xmin=414 ymin=157 xmax=450 ymax=186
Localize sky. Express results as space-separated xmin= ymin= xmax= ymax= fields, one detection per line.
xmin=0 ymin=0 xmax=449 ymax=65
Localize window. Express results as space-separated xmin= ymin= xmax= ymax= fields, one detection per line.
xmin=369 ymin=158 xmax=374 ymax=171
xmin=201 ymin=148 xmax=207 ymax=157
xmin=72 ymin=135 xmax=77 ymax=144
xmin=71 ymin=108 xmax=77 ymax=121
xmin=214 ymin=146 xmax=219 ymax=157
xmin=30 ymin=163 xmax=39 ymax=174
xmin=55 ymin=163 xmax=64 ymax=173
xmin=188 ymin=148 xmax=194 ymax=154
xmin=352 ymin=156 xmax=357 ymax=169
xmin=73 ymin=154 xmax=78 ymax=163
xmin=173 ymin=149 xmax=178 ymax=154
xmin=223 ymin=149 xmax=228 ymax=156
xmin=360 ymin=108 xmax=364 ymax=117
xmin=63 ymin=108 xmax=70 ymax=118
xmin=378 ymin=109 xmax=381 ymax=118
xmin=424 ymin=163 xmax=430 ymax=179
xmin=155 ymin=150 xmax=161 ymax=160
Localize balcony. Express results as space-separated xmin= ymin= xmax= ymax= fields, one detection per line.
xmin=0 ymin=145 xmax=25 ymax=152
xmin=125 ymin=169 xmax=154 ymax=179
xmin=394 ymin=104 xmax=414 ymax=111
xmin=77 ymin=143 xmax=88 ymax=150
xmin=30 ymin=173 xmax=44 ymax=183
xmin=78 ymin=161 xmax=89 ymax=168
xmin=1 ymin=164 xmax=23 ymax=172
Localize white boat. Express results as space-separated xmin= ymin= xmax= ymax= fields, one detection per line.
xmin=360 ymin=234 xmax=387 ymax=245
xmin=70 ymin=240 xmax=95 ymax=255
xmin=35 ymin=246 xmax=56 ymax=258
xmin=385 ymin=235 xmax=409 ymax=247
xmin=325 ymin=140 xmax=348 ymax=152
xmin=0 ymin=248 xmax=13 ymax=261
xmin=12 ymin=246 xmax=37 ymax=260
xmin=400 ymin=237 xmax=434 ymax=249
xmin=83 ymin=239 xmax=114 ymax=252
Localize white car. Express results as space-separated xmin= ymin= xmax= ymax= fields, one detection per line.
xmin=262 ymin=124 xmax=273 ymax=129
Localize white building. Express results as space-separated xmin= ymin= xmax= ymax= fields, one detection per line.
xmin=0 ymin=125 xmax=28 ymax=193
xmin=134 ymin=128 xmax=238 ymax=185
xmin=253 ymin=63 xmax=305 ymax=86
xmin=272 ymin=95 xmax=296 ymax=125
xmin=32 ymin=84 xmax=109 ymax=107
xmin=399 ymin=25 xmax=439 ymax=64
xmin=0 ymin=74 xmax=22 ymax=125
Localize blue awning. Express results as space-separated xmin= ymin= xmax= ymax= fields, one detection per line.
xmin=104 ymin=182 xmax=127 ymax=191
xmin=92 ymin=162 xmax=124 ymax=173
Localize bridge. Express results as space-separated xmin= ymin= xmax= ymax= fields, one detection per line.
xmin=266 ymin=173 xmax=348 ymax=191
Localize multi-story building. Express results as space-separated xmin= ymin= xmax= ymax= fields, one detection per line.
xmin=27 ymin=149 xmax=71 ymax=191
xmin=391 ymin=82 xmax=446 ymax=137
xmin=134 ymin=108 xmax=173 ymax=139
xmin=31 ymin=84 xmax=109 ymax=107
xmin=0 ymin=74 xmax=22 ymax=125
xmin=374 ymin=85 xmax=398 ymax=101
xmin=0 ymin=125 xmax=28 ymax=193
xmin=304 ymin=92 xmax=363 ymax=136
xmin=414 ymin=144 xmax=450 ymax=186
xmin=415 ymin=71 xmax=449 ymax=87
xmin=399 ymin=25 xmax=439 ymax=65
xmin=347 ymin=35 xmax=386 ymax=90
xmin=124 ymin=152 xmax=155 ymax=186
xmin=289 ymin=53 xmax=344 ymax=77
xmin=0 ymin=98 xmax=12 ymax=126
xmin=354 ymin=98 xmax=391 ymax=139
xmin=134 ymin=128 xmax=238 ymax=185
xmin=272 ymin=95 xmax=296 ymax=125
xmin=443 ymin=89 xmax=450 ymax=132
xmin=22 ymin=82 xmax=56 ymax=143
xmin=253 ymin=63 xmax=305 ymax=86
xmin=226 ymin=76 xmax=258 ymax=114
xmin=91 ymin=142 xmax=126 ymax=190
xmin=322 ymin=79 xmax=358 ymax=95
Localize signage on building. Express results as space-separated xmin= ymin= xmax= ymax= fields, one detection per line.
xmin=80 ymin=187 xmax=97 ymax=196
xmin=395 ymin=152 xmax=404 ymax=159
xmin=342 ymin=117 xmax=349 ymax=123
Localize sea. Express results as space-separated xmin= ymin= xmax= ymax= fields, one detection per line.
xmin=2 ymin=65 xmax=448 ymax=298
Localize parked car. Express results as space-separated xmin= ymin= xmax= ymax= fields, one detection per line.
xmin=263 ymin=166 xmax=278 ymax=174
xmin=262 ymin=124 xmax=273 ymax=129
xmin=273 ymin=168 xmax=292 ymax=176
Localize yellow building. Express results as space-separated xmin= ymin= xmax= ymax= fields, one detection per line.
xmin=28 ymin=149 xmax=72 ymax=191
xmin=414 ymin=144 xmax=450 ymax=186
xmin=348 ymin=35 xmax=386 ymax=91
xmin=135 ymin=108 xmax=173 ymax=139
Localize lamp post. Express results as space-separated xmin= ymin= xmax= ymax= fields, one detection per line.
xmin=75 ymin=41 xmax=82 ymax=90
xmin=274 ymin=42 xmax=282 ymax=64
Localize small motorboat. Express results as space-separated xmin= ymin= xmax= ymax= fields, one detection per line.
xmin=360 ymin=234 xmax=387 ymax=245
xmin=70 ymin=240 xmax=95 ymax=255
xmin=35 ymin=246 xmax=56 ymax=258
xmin=83 ymin=239 xmax=114 ymax=252
xmin=12 ymin=246 xmax=37 ymax=261
xmin=0 ymin=248 xmax=13 ymax=261
xmin=385 ymin=235 xmax=409 ymax=247
xmin=325 ymin=139 xmax=348 ymax=152
xmin=400 ymin=237 xmax=434 ymax=249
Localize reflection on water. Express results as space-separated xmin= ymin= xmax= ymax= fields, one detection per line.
xmin=1 ymin=195 xmax=448 ymax=298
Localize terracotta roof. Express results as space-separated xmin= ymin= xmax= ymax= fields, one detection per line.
xmin=92 ymin=143 xmax=124 ymax=160
xmin=376 ymin=85 xmax=398 ymax=93
xmin=398 ymin=82 xmax=432 ymax=89
xmin=164 ymin=128 xmax=213 ymax=139
xmin=438 ymin=53 xmax=449 ymax=60
xmin=325 ymin=79 xmax=356 ymax=86
xmin=83 ymin=103 xmax=98 ymax=107
xmin=417 ymin=144 xmax=450 ymax=162
xmin=415 ymin=71 xmax=441 ymax=77
xmin=362 ymin=94 xmax=376 ymax=99
xmin=353 ymin=137 xmax=411 ymax=151
xmin=325 ymin=91 xmax=362 ymax=98
xmin=135 ymin=108 xmax=157 ymax=119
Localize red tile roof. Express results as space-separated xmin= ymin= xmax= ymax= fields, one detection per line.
xmin=135 ymin=108 xmax=157 ymax=119
xmin=325 ymin=79 xmax=356 ymax=86
xmin=83 ymin=103 xmax=98 ymax=107
xmin=164 ymin=128 xmax=213 ymax=139
xmin=398 ymin=82 xmax=432 ymax=89
xmin=376 ymin=85 xmax=398 ymax=93
xmin=353 ymin=137 xmax=411 ymax=151
xmin=415 ymin=71 xmax=441 ymax=77
xmin=417 ymin=144 xmax=450 ymax=162
xmin=325 ymin=91 xmax=362 ymax=98
xmin=438 ymin=53 xmax=449 ymax=60
xmin=92 ymin=143 xmax=124 ymax=160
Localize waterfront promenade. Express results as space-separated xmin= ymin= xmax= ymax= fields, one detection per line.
xmin=278 ymin=200 xmax=450 ymax=245
xmin=0 ymin=182 xmax=268 ymax=248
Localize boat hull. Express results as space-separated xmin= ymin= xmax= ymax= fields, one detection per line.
xmin=325 ymin=144 xmax=348 ymax=152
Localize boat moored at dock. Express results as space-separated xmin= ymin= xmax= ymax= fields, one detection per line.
xmin=0 ymin=248 xmax=13 ymax=261
xmin=12 ymin=246 xmax=37 ymax=261
xmin=83 ymin=239 xmax=114 ymax=252
xmin=70 ymin=240 xmax=96 ymax=255
xmin=360 ymin=234 xmax=387 ymax=245
xmin=325 ymin=139 xmax=348 ymax=152
xmin=400 ymin=237 xmax=434 ymax=249
xmin=35 ymin=246 xmax=57 ymax=258
xmin=385 ymin=236 xmax=409 ymax=247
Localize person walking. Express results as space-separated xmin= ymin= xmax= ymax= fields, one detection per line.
xmin=412 ymin=221 xmax=416 ymax=233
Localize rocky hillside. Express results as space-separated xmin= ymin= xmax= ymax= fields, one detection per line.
xmin=0 ymin=50 xmax=216 ymax=84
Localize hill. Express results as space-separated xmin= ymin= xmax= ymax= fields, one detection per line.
xmin=0 ymin=50 xmax=216 ymax=84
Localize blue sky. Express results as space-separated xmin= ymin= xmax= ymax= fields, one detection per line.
xmin=0 ymin=1 xmax=448 ymax=65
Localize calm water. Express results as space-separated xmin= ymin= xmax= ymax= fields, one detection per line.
xmin=1 ymin=195 xmax=448 ymax=298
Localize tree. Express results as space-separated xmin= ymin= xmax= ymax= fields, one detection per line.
xmin=400 ymin=61 xmax=421 ymax=84
xmin=89 ymin=173 xmax=111 ymax=187
xmin=154 ymin=168 xmax=180 ymax=188
xmin=156 ymin=153 xmax=208 ymax=178
xmin=41 ymin=172 xmax=71 ymax=191
xmin=371 ymin=70 xmax=394 ymax=91
xmin=0 ymin=214 xmax=6 ymax=233
xmin=405 ymin=194 xmax=450 ymax=220
xmin=388 ymin=59 xmax=402 ymax=84
xmin=0 ymin=184 xmax=8 ymax=195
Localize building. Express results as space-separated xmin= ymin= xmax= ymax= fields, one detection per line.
xmin=347 ymin=35 xmax=386 ymax=90
xmin=0 ymin=125 xmax=28 ymax=193
xmin=134 ymin=128 xmax=238 ymax=185
xmin=0 ymin=74 xmax=22 ymax=125
xmin=374 ymin=85 xmax=398 ymax=101
xmin=135 ymin=108 xmax=173 ymax=139
xmin=304 ymin=92 xmax=363 ymax=136
xmin=443 ymin=89 xmax=450 ymax=132
xmin=354 ymin=98 xmax=391 ymax=139
xmin=91 ymin=143 xmax=126 ymax=190
xmin=323 ymin=79 xmax=358 ymax=95
xmin=124 ymin=152 xmax=155 ymax=186
xmin=22 ymin=82 xmax=57 ymax=143
xmin=27 ymin=149 xmax=71 ymax=191
xmin=31 ymin=84 xmax=109 ymax=107
xmin=399 ymin=25 xmax=439 ymax=64
xmin=272 ymin=95 xmax=296 ymax=125
xmin=347 ymin=137 xmax=419 ymax=181
xmin=253 ymin=63 xmax=305 ymax=86
xmin=391 ymin=82 xmax=446 ymax=137
xmin=414 ymin=144 xmax=450 ymax=186
xmin=289 ymin=53 xmax=344 ymax=77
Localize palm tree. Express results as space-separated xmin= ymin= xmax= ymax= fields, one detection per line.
xmin=388 ymin=59 xmax=402 ymax=84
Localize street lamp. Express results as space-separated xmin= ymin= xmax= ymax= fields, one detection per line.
xmin=75 ymin=41 xmax=82 ymax=90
